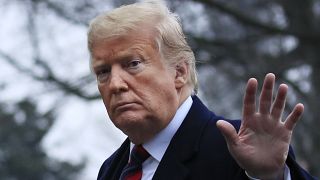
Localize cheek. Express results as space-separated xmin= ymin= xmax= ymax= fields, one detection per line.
xmin=137 ymin=82 xmax=178 ymax=115
xmin=98 ymin=85 xmax=112 ymax=110
xmin=98 ymin=84 xmax=104 ymax=95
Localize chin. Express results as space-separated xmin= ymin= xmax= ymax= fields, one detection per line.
xmin=116 ymin=110 xmax=144 ymax=121
xmin=113 ymin=113 xmax=145 ymax=130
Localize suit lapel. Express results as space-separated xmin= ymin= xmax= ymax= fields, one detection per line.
xmin=103 ymin=138 xmax=130 ymax=180
xmin=153 ymin=96 xmax=214 ymax=180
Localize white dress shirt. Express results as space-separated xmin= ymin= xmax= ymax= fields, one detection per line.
xmin=128 ymin=96 xmax=291 ymax=180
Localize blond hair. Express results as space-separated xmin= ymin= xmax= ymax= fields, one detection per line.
xmin=88 ymin=0 xmax=198 ymax=93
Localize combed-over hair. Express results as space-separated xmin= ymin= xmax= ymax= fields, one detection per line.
xmin=88 ymin=0 xmax=198 ymax=93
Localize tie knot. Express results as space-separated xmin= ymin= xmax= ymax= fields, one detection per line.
xmin=130 ymin=145 xmax=150 ymax=164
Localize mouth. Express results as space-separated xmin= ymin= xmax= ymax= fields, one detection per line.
xmin=113 ymin=102 xmax=140 ymax=113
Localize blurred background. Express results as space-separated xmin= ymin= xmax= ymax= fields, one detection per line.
xmin=0 ymin=0 xmax=319 ymax=179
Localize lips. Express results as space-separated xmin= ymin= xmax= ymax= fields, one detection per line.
xmin=112 ymin=101 xmax=140 ymax=113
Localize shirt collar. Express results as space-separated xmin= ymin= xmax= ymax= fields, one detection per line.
xmin=138 ymin=96 xmax=193 ymax=162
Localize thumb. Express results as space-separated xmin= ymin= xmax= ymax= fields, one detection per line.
xmin=216 ymin=120 xmax=239 ymax=147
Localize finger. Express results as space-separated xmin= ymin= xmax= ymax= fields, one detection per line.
xmin=259 ymin=73 xmax=275 ymax=115
xmin=216 ymin=120 xmax=239 ymax=146
xmin=284 ymin=103 xmax=304 ymax=130
xmin=243 ymin=78 xmax=258 ymax=118
xmin=270 ymin=84 xmax=288 ymax=120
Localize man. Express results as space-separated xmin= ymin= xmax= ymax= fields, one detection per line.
xmin=87 ymin=0 xmax=316 ymax=179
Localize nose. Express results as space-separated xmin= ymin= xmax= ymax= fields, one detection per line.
xmin=108 ymin=66 xmax=129 ymax=94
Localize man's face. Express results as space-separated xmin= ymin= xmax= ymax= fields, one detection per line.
xmin=91 ymin=30 xmax=181 ymax=144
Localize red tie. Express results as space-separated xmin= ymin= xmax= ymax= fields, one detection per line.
xmin=120 ymin=145 xmax=150 ymax=180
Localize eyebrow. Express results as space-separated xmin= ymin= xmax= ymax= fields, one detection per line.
xmin=92 ymin=60 xmax=108 ymax=72
xmin=91 ymin=44 xmax=149 ymax=69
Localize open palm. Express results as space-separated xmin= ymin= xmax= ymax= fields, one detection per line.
xmin=217 ymin=73 xmax=304 ymax=179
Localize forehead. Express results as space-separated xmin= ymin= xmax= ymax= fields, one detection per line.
xmin=91 ymin=30 xmax=158 ymax=64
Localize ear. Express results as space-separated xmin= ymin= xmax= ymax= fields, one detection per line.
xmin=174 ymin=61 xmax=189 ymax=89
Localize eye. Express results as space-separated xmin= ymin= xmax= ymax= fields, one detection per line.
xmin=127 ymin=59 xmax=141 ymax=68
xmin=95 ymin=68 xmax=110 ymax=83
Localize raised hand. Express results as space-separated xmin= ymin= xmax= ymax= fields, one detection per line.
xmin=216 ymin=73 xmax=304 ymax=180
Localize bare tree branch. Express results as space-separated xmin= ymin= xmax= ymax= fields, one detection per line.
xmin=0 ymin=51 xmax=100 ymax=100
xmin=29 ymin=0 xmax=89 ymax=26
xmin=193 ymin=0 xmax=320 ymax=44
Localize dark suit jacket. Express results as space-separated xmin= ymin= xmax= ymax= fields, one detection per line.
xmin=98 ymin=96 xmax=317 ymax=180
